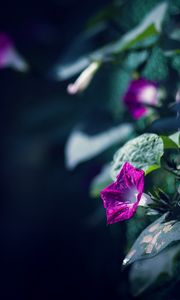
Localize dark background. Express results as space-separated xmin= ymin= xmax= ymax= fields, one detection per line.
xmin=0 ymin=1 xmax=131 ymax=299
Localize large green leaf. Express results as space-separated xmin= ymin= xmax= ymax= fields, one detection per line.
xmin=65 ymin=124 xmax=133 ymax=169
xmin=130 ymin=243 xmax=180 ymax=296
xmin=122 ymin=214 xmax=180 ymax=267
xmin=111 ymin=133 xmax=164 ymax=180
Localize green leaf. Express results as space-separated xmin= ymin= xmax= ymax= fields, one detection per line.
xmin=93 ymin=2 xmax=167 ymax=55
xmin=108 ymin=67 xmax=131 ymax=116
xmin=169 ymin=0 xmax=180 ymax=15
xmin=169 ymin=132 xmax=180 ymax=147
xmin=126 ymin=207 xmax=150 ymax=250
xmin=57 ymin=2 xmax=167 ymax=79
xmin=145 ymin=164 xmax=161 ymax=175
xmin=90 ymin=164 xmax=112 ymax=198
xmin=143 ymin=46 xmax=168 ymax=80
xmin=171 ymin=54 xmax=180 ymax=74
xmin=164 ymin=49 xmax=180 ymax=57
xmin=123 ymin=50 xmax=149 ymax=70
xmin=111 ymin=24 xmax=157 ymax=53
xmin=65 ymin=124 xmax=133 ymax=169
xmin=122 ymin=214 xmax=180 ymax=267
xmin=119 ymin=0 xmax=164 ymax=30
xmin=161 ymin=135 xmax=179 ymax=149
xmin=170 ymin=28 xmax=180 ymax=41
xmin=130 ymin=243 xmax=180 ymax=296
xmin=111 ymin=133 xmax=164 ymax=180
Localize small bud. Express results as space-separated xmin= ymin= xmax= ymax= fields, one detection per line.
xmin=138 ymin=193 xmax=153 ymax=207
xmin=67 ymin=61 xmax=100 ymax=94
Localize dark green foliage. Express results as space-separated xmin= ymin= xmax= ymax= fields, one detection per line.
xmin=143 ymin=47 xmax=169 ymax=81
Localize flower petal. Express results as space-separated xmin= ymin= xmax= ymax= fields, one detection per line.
xmin=100 ymin=162 xmax=144 ymax=224
xmin=106 ymin=202 xmax=139 ymax=224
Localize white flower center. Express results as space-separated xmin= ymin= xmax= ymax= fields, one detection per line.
xmin=139 ymin=86 xmax=157 ymax=104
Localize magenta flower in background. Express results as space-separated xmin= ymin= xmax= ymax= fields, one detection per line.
xmin=0 ymin=32 xmax=28 ymax=71
xmin=123 ymin=78 xmax=158 ymax=119
xmin=100 ymin=162 xmax=144 ymax=224
xmin=0 ymin=33 xmax=13 ymax=67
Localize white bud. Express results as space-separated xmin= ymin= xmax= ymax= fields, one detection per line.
xmin=67 ymin=61 xmax=100 ymax=94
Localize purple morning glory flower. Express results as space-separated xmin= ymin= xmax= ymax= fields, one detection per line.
xmin=100 ymin=162 xmax=144 ymax=224
xmin=0 ymin=32 xmax=28 ymax=71
xmin=123 ymin=78 xmax=158 ymax=119
xmin=0 ymin=33 xmax=13 ymax=67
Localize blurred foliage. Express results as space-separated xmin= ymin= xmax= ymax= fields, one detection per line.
xmin=1 ymin=0 xmax=180 ymax=299
xmin=60 ymin=1 xmax=180 ymax=299
xmin=142 ymin=47 xmax=169 ymax=81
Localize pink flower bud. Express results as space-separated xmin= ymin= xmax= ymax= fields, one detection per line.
xmin=123 ymin=78 xmax=158 ymax=119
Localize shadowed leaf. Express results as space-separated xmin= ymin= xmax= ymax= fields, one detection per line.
xmin=130 ymin=243 xmax=180 ymax=296
xmin=123 ymin=214 xmax=180 ymax=267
